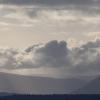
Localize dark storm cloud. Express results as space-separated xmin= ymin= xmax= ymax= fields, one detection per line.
xmin=21 ymin=40 xmax=71 ymax=68
xmin=33 ymin=40 xmax=71 ymax=67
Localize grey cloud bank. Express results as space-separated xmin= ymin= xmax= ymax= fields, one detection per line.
xmin=0 ymin=0 xmax=100 ymax=41
xmin=0 ymin=40 xmax=100 ymax=77
xmin=0 ymin=0 xmax=98 ymax=6
xmin=0 ymin=0 xmax=100 ymax=13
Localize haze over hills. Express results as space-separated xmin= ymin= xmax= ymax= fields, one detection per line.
xmin=74 ymin=76 xmax=100 ymax=94
xmin=0 ymin=72 xmax=92 ymax=94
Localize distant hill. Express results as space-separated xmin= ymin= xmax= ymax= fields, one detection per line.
xmin=0 ymin=72 xmax=89 ymax=94
xmin=74 ymin=76 xmax=100 ymax=94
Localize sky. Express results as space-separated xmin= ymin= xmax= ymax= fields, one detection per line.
xmin=1 ymin=0 xmax=100 ymax=48
xmin=0 ymin=0 xmax=100 ymax=78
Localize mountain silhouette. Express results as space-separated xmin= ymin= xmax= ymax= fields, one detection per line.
xmin=0 ymin=72 xmax=89 ymax=94
xmin=74 ymin=76 xmax=100 ymax=94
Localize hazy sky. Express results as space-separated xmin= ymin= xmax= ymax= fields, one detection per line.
xmin=0 ymin=0 xmax=100 ymax=48
xmin=0 ymin=0 xmax=100 ymax=78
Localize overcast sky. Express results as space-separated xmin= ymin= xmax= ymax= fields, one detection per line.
xmin=0 ymin=0 xmax=100 ymax=78
xmin=0 ymin=0 xmax=100 ymax=48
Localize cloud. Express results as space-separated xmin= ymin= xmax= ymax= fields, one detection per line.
xmin=19 ymin=40 xmax=71 ymax=68
xmin=0 ymin=40 xmax=70 ymax=69
xmin=32 ymin=40 xmax=71 ymax=68
xmin=0 ymin=48 xmax=19 ymax=69
xmin=0 ymin=0 xmax=100 ymax=15
xmin=0 ymin=0 xmax=99 ymax=15
xmin=70 ymin=39 xmax=100 ymax=75
xmin=0 ymin=0 xmax=97 ymax=6
xmin=1 ymin=40 xmax=100 ymax=77
xmin=0 ymin=1 xmax=100 ymax=37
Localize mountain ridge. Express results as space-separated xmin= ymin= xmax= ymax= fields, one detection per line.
xmin=0 ymin=72 xmax=89 ymax=94
xmin=74 ymin=76 xmax=100 ymax=94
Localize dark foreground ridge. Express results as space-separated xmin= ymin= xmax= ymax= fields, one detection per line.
xmin=0 ymin=94 xmax=100 ymax=100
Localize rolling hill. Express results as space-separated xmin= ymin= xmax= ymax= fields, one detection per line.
xmin=0 ymin=72 xmax=90 ymax=94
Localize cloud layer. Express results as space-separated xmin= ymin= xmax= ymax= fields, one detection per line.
xmin=0 ymin=0 xmax=100 ymax=49
xmin=0 ymin=40 xmax=70 ymax=69
xmin=0 ymin=1 xmax=100 ymax=78
xmin=0 ymin=40 xmax=100 ymax=77
xmin=0 ymin=0 xmax=99 ymax=7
